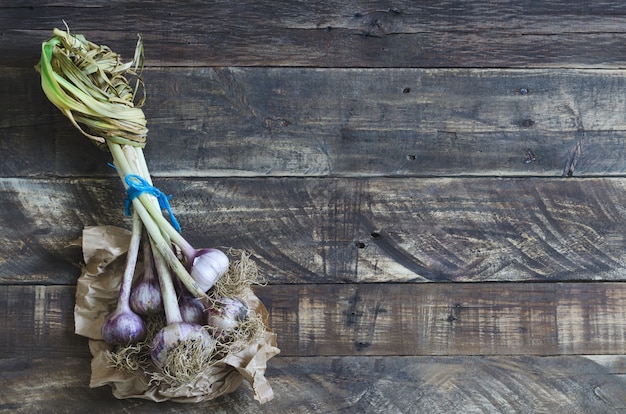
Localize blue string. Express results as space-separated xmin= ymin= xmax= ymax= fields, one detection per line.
xmin=124 ymin=174 xmax=181 ymax=232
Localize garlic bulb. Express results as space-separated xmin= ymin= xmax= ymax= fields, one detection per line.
xmin=207 ymin=297 xmax=249 ymax=338
xmin=190 ymin=248 xmax=230 ymax=292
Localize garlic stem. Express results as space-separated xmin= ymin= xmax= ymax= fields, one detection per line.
xmin=101 ymin=209 xmax=146 ymax=345
xmin=131 ymin=144 xmax=197 ymax=260
xmin=118 ymin=209 xmax=142 ymax=309
xmin=107 ymin=141 xmax=206 ymax=298
xmin=150 ymin=238 xmax=183 ymax=324
xmin=149 ymin=238 xmax=217 ymax=371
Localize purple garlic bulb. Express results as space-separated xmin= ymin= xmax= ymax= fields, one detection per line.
xmin=179 ymin=294 xmax=206 ymax=325
xmin=131 ymin=239 xmax=163 ymax=315
xmin=130 ymin=277 xmax=163 ymax=316
xmin=101 ymin=309 xmax=146 ymax=345
xmin=150 ymin=322 xmax=216 ymax=369
xmin=207 ymin=297 xmax=250 ymax=338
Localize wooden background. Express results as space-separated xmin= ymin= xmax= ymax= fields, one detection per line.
xmin=3 ymin=1 xmax=626 ymax=412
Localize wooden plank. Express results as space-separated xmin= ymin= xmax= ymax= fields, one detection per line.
xmin=558 ymin=284 xmax=626 ymax=354
xmin=260 ymin=283 xmax=626 ymax=356
xmin=6 ymin=1 xmax=626 ymax=68
xmin=6 ymin=67 xmax=626 ymax=178
xmin=1 ymin=355 xmax=625 ymax=413
xmin=263 ymin=283 xmax=558 ymax=356
xmin=584 ymin=355 xmax=626 ymax=374
xmin=3 ymin=176 xmax=626 ymax=284
xmin=3 ymin=283 xmax=626 ymax=358
xmin=0 ymin=286 xmax=86 ymax=358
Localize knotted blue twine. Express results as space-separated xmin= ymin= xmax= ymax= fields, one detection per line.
xmin=124 ymin=174 xmax=182 ymax=232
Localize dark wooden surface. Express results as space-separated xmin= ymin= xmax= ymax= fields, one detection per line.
xmin=4 ymin=177 xmax=626 ymax=285
xmin=3 ymin=283 xmax=626 ymax=358
xmin=6 ymin=1 xmax=626 ymax=68
xmin=6 ymin=67 xmax=626 ymax=179
xmin=3 ymin=1 xmax=626 ymax=412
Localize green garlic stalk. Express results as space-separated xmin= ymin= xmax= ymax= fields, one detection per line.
xmin=35 ymin=27 xmax=226 ymax=300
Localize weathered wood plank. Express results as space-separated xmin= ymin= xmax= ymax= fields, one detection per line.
xmin=2 ymin=355 xmax=626 ymax=413
xmin=3 ymin=283 xmax=626 ymax=358
xmin=2 ymin=177 xmax=626 ymax=284
xmin=584 ymin=355 xmax=626 ymax=375
xmin=0 ymin=286 xmax=86 ymax=358
xmin=6 ymin=1 xmax=626 ymax=68
xmin=5 ymin=67 xmax=626 ymax=178
xmin=2 ymin=355 xmax=625 ymax=413
xmin=260 ymin=283 xmax=626 ymax=356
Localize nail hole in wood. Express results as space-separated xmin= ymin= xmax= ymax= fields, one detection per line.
xmin=519 ymin=119 xmax=535 ymax=128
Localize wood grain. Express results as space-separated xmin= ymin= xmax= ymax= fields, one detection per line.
xmin=5 ymin=1 xmax=626 ymax=410
xmin=0 ymin=286 xmax=85 ymax=358
xmin=1 ymin=355 xmax=625 ymax=413
xmin=5 ymin=67 xmax=626 ymax=178
xmin=254 ymin=283 xmax=626 ymax=356
xmin=0 ymin=357 xmax=626 ymax=414
xmin=2 ymin=177 xmax=626 ymax=284
xmin=3 ymin=283 xmax=626 ymax=358
xmin=6 ymin=1 xmax=626 ymax=68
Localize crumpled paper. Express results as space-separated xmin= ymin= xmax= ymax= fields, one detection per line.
xmin=74 ymin=225 xmax=280 ymax=403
